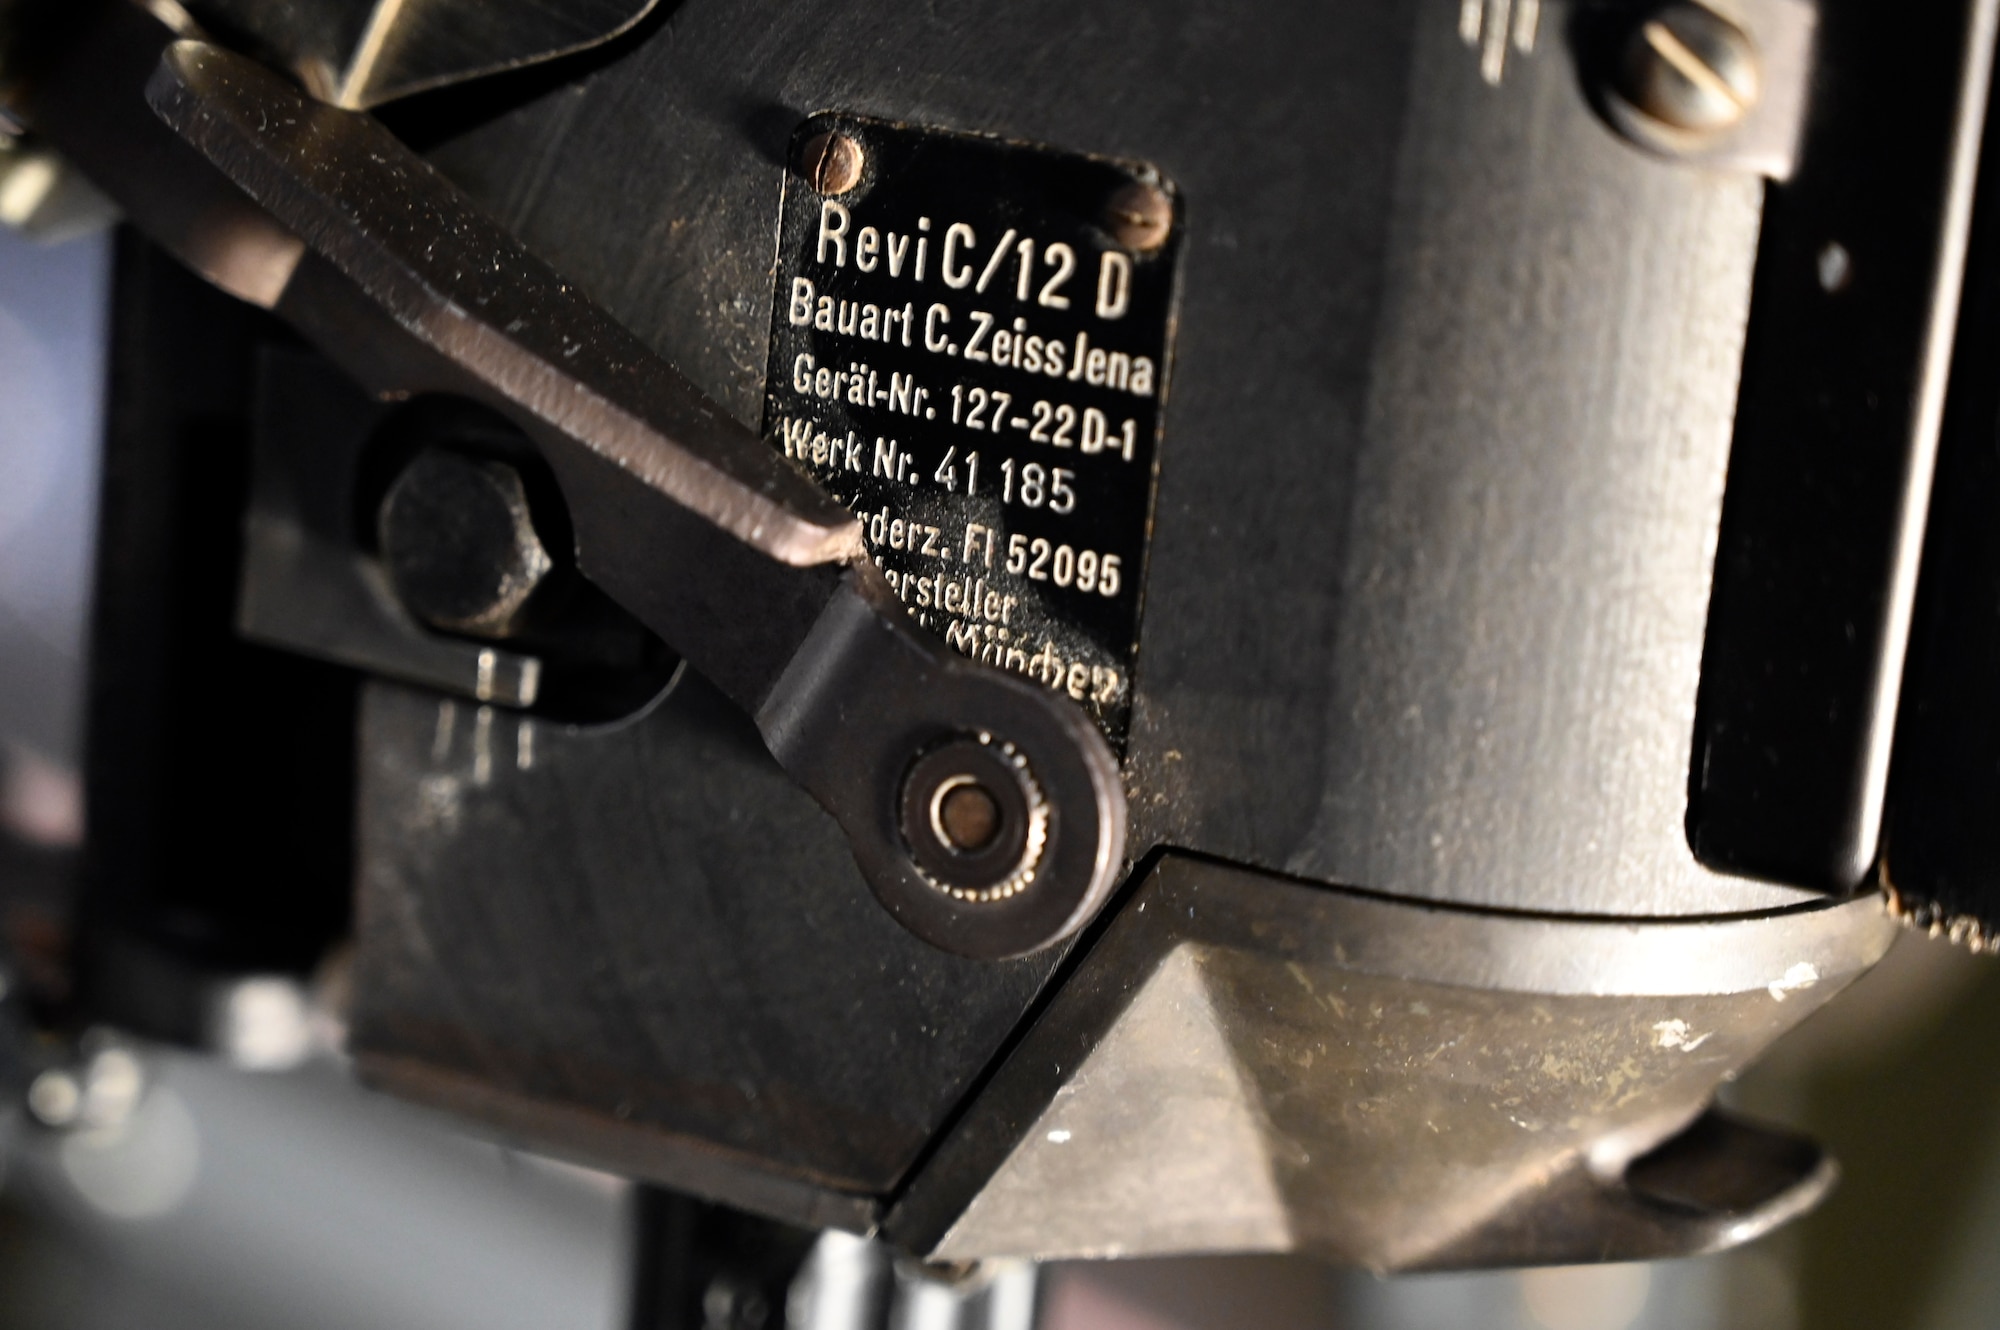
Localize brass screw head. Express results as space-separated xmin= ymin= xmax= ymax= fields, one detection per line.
xmin=797 ymin=131 xmax=864 ymax=195
xmin=1616 ymin=2 xmax=1762 ymax=135
xmin=1104 ymin=180 xmax=1172 ymax=252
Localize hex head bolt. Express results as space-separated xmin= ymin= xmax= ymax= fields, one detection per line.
xmin=378 ymin=448 xmax=553 ymax=637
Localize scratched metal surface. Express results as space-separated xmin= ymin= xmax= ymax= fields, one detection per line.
xmin=350 ymin=672 xmax=1058 ymax=1218
xmin=332 ymin=0 xmax=1841 ymax=1221
xmin=416 ymin=0 xmax=1798 ymax=942
xmin=1280 ymin=7 xmax=1808 ymax=913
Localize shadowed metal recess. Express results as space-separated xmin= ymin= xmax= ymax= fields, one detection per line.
xmin=1689 ymin=0 xmax=2000 ymax=891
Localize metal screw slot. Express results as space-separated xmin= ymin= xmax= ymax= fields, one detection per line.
xmin=797 ymin=130 xmax=864 ymax=196
xmin=1103 ymin=180 xmax=1172 ymax=252
xmin=1615 ymin=3 xmax=1762 ymax=137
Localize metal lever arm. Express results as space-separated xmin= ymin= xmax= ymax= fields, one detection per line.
xmin=9 ymin=12 xmax=1127 ymax=958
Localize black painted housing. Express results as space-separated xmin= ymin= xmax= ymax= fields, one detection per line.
xmin=79 ymin=233 xmax=356 ymax=1038
xmin=1689 ymin=0 xmax=1994 ymax=891
xmin=1885 ymin=52 xmax=2000 ymax=936
xmin=346 ymin=0 xmax=1415 ymax=1222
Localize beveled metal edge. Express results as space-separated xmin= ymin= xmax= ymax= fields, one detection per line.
xmin=884 ymin=852 xmax=1894 ymax=1262
xmin=1148 ymin=856 xmax=1898 ymax=999
xmin=357 ymin=1052 xmax=882 ymax=1234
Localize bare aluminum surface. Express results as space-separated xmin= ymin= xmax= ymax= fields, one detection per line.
xmin=180 ymin=0 xmax=660 ymax=109
xmin=889 ymin=854 xmax=1895 ymax=1269
xmin=1281 ymin=1 xmax=1810 ymax=915
xmin=12 ymin=1 xmax=1920 ymax=1266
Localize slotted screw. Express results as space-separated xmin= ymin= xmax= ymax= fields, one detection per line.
xmin=1615 ymin=2 xmax=1762 ymax=136
xmin=797 ymin=131 xmax=864 ymax=195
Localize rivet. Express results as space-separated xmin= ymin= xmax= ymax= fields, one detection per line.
xmin=1103 ymin=180 xmax=1172 ymax=252
xmin=797 ymin=130 xmax=864 ymax=195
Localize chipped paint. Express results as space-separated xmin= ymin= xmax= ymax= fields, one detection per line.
xmin=1767 ymin=962 xmax=1820 ymax=1002
xmin=1652 ymin=1018 xmax=1713 ymax=1052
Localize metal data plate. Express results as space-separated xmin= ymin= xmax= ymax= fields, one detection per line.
xmin=761 ymin=114 xmax=1181 ymax=749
